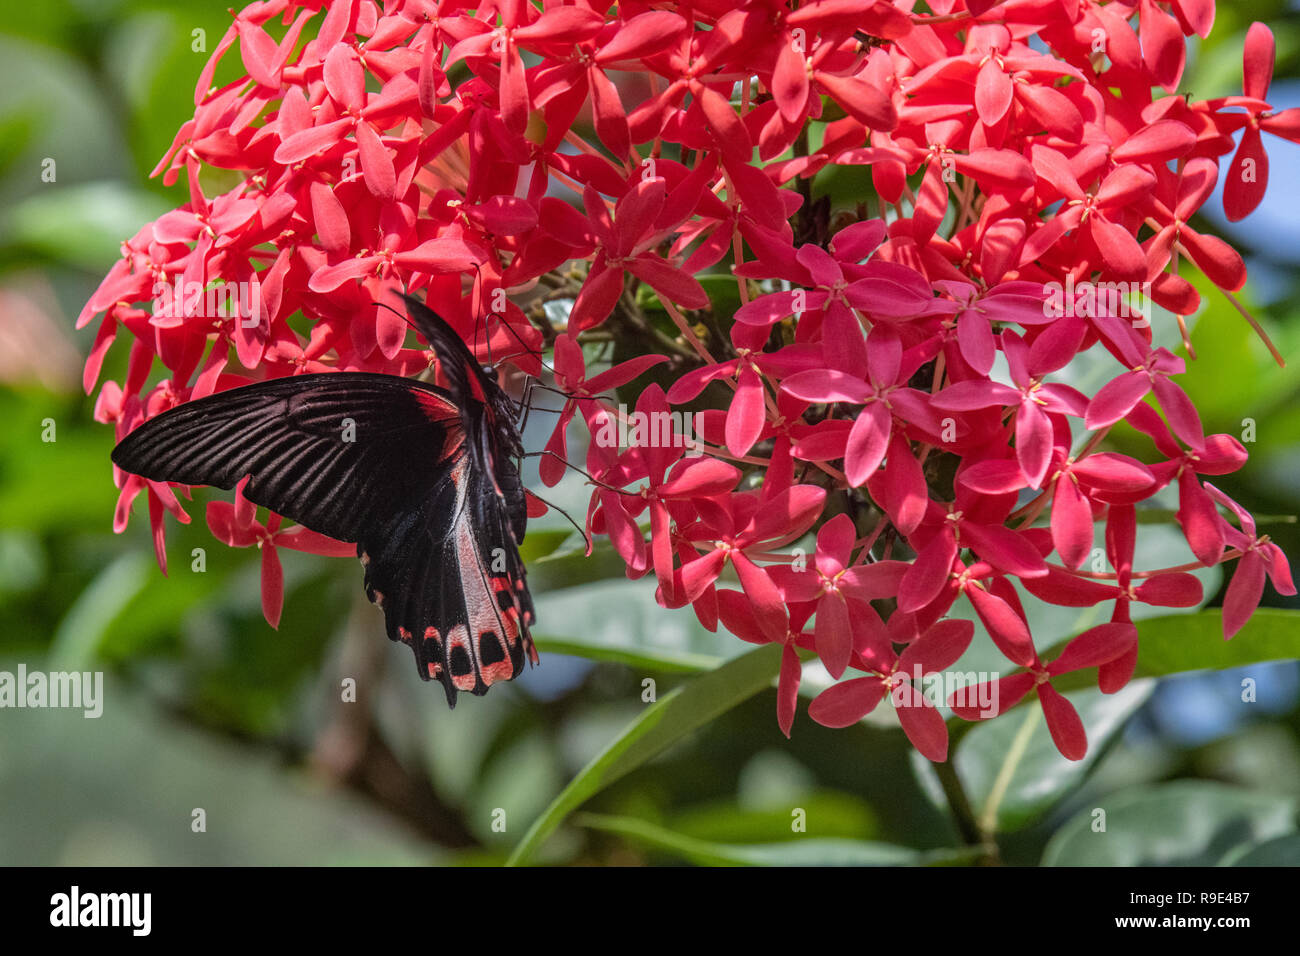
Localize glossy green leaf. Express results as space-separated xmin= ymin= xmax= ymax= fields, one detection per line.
xmin=534 ymin=637 xmax=723 ymax=673
xmin=531 ymin=577 xmax=741 ymax=672
xmin=1043 ymin=781 xmax=1297 ymax=865
xmin=0 ymin=670 xmax=430 ymax=865
xmin=1219 ymin=833 xmax=1300 ymax=865
xmin=668 ymin=790 xmax=878 ymax=845
xmin=6 ymin=182 xmax=169 ymax=270
xmin=1021 ymin=609 xmax=1300 ymax=699
xmin=575 ymin=812 xmax=976 ymax=866
xmin=48 ymin=553 xmax=151 ymax=671
xmin=1132 ymin=608 xmax=1300 ymax=677
xmin=943 ymin=682 xmax=1155 ymax=835
xmin=505 ymin=644 xmax=781 ymax=865
xmin=526 ymin=538 xmax=640 ymax=592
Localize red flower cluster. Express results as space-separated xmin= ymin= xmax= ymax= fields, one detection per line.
xmin=86 ymin=0 xmax=1295 ymax=761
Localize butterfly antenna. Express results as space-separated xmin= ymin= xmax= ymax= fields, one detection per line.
xmin=468 ymin=264 xmax=498 ymax=370
xmin=481 ymin=302 xmax=565 ymax=382
xmin=517 ymin=376 xmax=538 ymax=433
xmin=523 ymin=489 xmax=592 ymax=553
xmin=523 ymin=450 xmax=637 ymax=495
xmin=516 ymin=376 xmax=533 ymax=433
xmin=375 ymin=297 xmax=440 ymax=382
xmin=375 ymin=298 xmax=421 ymax=336
xmin=480 ymin=307 xmax=494 ymax=369
xmin=528 ymin=380 xmax=630 ymax=406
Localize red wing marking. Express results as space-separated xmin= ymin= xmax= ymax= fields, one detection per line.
xmin=490 ymin=575 xmax=522 ymax=651
xmin=413 ymin=390 xmax=469 ymax=462
xmin=446 ymin=624 xmax=477 ymax=691
xmin=477 ymin=629 xmax=515 ymax=685
xmin=412 ymin=389 xmax=460 ymax=423
xmin=422 ymin=626 xmax=443 ymax=678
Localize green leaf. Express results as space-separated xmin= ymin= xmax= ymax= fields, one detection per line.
xmin=1024 ymin=609 xmax=1300 ymax=699
xmin=944 ymin=681 xmax=1155 ymax=835
xmin=515 ymin=528 xmax=575 ymax=563
xmin=697 ymin=273 xmax=743 ymax=322
xmin=505 ymin=644 xmax=782 ymax=865
xmin=5 ymin=181 xmax=170 ymax=270
xmin=1219 ymin=833 xmax=1300 ymax=866
xmin=1130 ymin=608 xmax=1300 ymax=677
xmin=0 ymin=669 xmax=431 ymax=865
xmin=668 ymin=790 xmax=878 ymax=844
xmin=531 ymin=578 xmax=742 ymax=672
xmin=48 ymin=552 xmax=151 ymax=671
xmin=526 ymin=538 xmax=638 ymax=592
xmin=533 ymin=637 xmax=723 ymax=673
xmin=0 ymin=394 xmax=120 ymax=532
xmin=575 ymin=812 xmax=972 ymax=866
xmin=0 ymin=109 xmax=37 ymax=180
xmin=1043 ymin=781 xmax=1297 ymax=865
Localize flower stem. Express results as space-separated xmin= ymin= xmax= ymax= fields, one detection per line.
xmin=978 ymin=705 xmax=1040 ymax=836
xmin=1049 ymin=546 xmax=1246 ymax=580
xmin=1221 ymin=287 xmax=1286 ymax=368
xmin=931 ymin=756 xmax=999 ymax=864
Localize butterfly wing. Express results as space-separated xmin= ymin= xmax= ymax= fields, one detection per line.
xmin=111 ymin=373 xmax=465 ymax=544
xmin=399 ymin=292 xmax=525 ymax=463
xmin=112 ymin=371 xmax=538 ymax=703
xmin=361 ymin=454 xmax=537 ymax=706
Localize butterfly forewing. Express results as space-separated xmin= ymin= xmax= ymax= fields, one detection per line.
xmin=111 ymin=374 xmax=464 ymax=544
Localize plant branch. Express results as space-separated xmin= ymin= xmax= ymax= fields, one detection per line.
xmin=931 ymin=756 xmax=999 ymax=864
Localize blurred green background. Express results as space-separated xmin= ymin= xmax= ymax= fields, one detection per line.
xmin=1 ymin=0 xmax=1298 ymax=866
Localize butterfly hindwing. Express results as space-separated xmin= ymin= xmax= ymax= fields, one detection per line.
xmin=359 ymin=455 xmax=536 ymax=706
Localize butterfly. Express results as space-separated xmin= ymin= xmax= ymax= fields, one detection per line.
xmin=111 ymin=294 xmax=538 ymax=707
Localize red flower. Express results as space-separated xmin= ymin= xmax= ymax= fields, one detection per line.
xmin=949 ymin=622 xmax=1137 ymax=761
xmin=539 ymin=334 xmax=665 ymax=487
xmin=932 ymin=328 xmax=1087 ymax=489
xmin=207 ymin=480 xmax=354 ymax=628
xmin=560 ymin=179 xmax=709 ymax=332
xmin=782 ymin=326 xmax=944 ymax=486
xmin=675 ymin=484 xmax=826 ymax=640
xmin=717 ymin=589 xmax=816 ymax=738
xmin=84 ymin=0 xmax=1290 ymax=763
xmin=1216 ymin=23 xmax=1300 ymax=221
xmin=1084 ymin=314 xmax=1205 ymax=451
xmin=809 ymin=618 xmax=974 ymax=761
xmin=767 ymin=513 xmax=909 ymax=677
xmin=1205 ymin=485 xmax=1298 ymax=638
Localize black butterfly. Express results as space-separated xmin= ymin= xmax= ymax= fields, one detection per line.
xmin=111 ymin=294 xmax=537 ymax=707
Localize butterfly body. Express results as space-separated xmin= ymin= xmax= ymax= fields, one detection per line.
xmin=111 ymin=297 xmax=537 ymax=707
